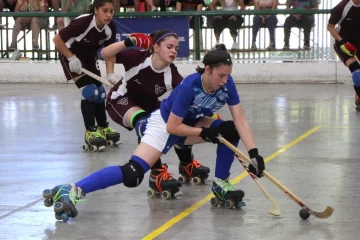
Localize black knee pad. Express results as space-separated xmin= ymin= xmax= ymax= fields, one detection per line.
xmin=349 ymin=61 xmax=360 ymax=73
xmin=217 ymin=121 xmax=240 ymax=142
xmin=120 ymin=160 xmax=145 ymax=188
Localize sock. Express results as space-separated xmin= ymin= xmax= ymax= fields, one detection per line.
xmin=94 ymin=102 xmax=107 ymax=128
xmin=131 ymin=155 xmax=150 ymax=172
xmin=81 ymin=100 xmax=95 ymax=129
xmin=151 ymin=158 xmax=163 ymax=170
xmin=75 ymin=166 xmax=123 ymax=194
xmin=354 ymin=85 xmax=360 ymax=97
xmin=175 ymin=145 xmax=193 ymax=164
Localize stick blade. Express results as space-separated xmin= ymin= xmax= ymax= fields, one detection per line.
xmin=314 ymin=206 xmax=334 ymax=219
xmin=268 ymin=208 xmax=281 ymax=216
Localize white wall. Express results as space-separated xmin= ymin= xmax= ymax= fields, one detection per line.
xmin=0 ymin=60 xmax=352 ymax=84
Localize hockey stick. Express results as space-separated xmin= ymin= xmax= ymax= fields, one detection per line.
xmin=81 ymin=68 xmax=114 ymax=87
xmin=355 ymin=55 xmax=360 ymax=64
xmin=235 ymin=154 xmax=281 ymax=216
xmin=219 ymin=136 xmax=334 ymax=219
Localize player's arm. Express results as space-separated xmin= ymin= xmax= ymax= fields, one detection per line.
xmin=327 ymin=23 xmax=342 ymax=42
xmin=53 ymin=34 xmax=74 ymax=58
xmin=167 ymin=114 xmax=202 ymax=137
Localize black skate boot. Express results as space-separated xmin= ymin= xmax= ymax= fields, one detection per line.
xmin=356 ymin=94 xmax=360 ymax=111
xmin=83 ymin=126 xmax=107 ymax=152
xmin=210 ymin=177 xmax=246 ymax=209
xmin=178 ymin=159 xmax=210 ymax=185
xmin=98 ymin=122 xmax=121 ymax=147
xmin=148 ymin=164 xmax=182 ymax=200
xmin=42 ymin=183 xmax=85 ymax=222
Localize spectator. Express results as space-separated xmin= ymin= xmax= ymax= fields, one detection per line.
xmin=114 ymin=0 xmax=157 ymax=12
xmin=9 ymin=0 xmax=48 ymax=50
xmin=283 ymin=0 xmax=318 ymax=50
xmin=159 ymin=0 xmax=175 ymax=11
xmin=251 ymin=0 xmax=278 ymax=50
xmin=0 ymin=0 xmax=17 ymax=28
xmin=56 ymin=0 xmax=91 ymax=30
xmin=209 ymin=0 xmax=246 ymax=50
xmin=48 ymin=0 xmax=60 ymax=28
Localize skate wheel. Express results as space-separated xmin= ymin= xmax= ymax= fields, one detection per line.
xmin=191 ymin=177 xmax=201 ymax=185
xmin=236 ymin=201 xmax=246 ymax=208
xmin=82 ymin=144 xmax=89 ymax=151
xmin=178 ymin=176 xmax=187 ymax=184
xmin=91 ymin=145 xmax=98 ymax=152
xmin=61 ymin=213 xmax=70 ymax=222
xmin=42 ymin=189 xmax=53 ymax=199
xmin=147 ymin=189 xmax=156 ymax=198
xmin=356 ymin=106 xmax=360 ymax=111
xmin=114 ymin=140 xmax=121 ymax=146
xmin=54 ymin=202 xmax=64 ymax=212
xmin=107 ymin=140 xmax=114 ymax=147
xmin=161 ymin=190 xmax=172 ymax=200
xmin=210 ymin=197 xmax=220 ymax=207
xmin=44 ymin=198 xmax=53 ymax=207
xmin=225 ymin=200 xmax=235 ymax=209
xmin=98 ymin=145 xmax=106 ymax=151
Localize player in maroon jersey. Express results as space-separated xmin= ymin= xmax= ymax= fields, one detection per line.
xmin=53 ymin=0 xmax=121 ymax=151
xmin=101 ymin=29 xmax=211 ymax=197
xmin=328 ymin=0 xmax=360 ymax=110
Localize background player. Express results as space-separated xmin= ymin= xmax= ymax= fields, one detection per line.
xmin=53 ymin=0 xmax=120 ymax=151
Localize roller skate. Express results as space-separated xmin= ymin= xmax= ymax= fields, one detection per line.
xmin=147 ymin=164 xmax=182 ymax=200
xmin=355 ymin=94 xmax=360 ymax=111
xmin=98 ymin=122 xmax=121 ymax=147
xmin=178 ymin=160 xmax=210 ymax=185
xmin=42 ymin=183 xmax=85 ymax=222
xmin=83 ymin=126 xmax=107 ymax=152
xmin=210 ymin=177 xmax=246 ymax=209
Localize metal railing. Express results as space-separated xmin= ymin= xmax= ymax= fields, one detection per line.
xmin=0 ymin=9 xmax=333 ymax=61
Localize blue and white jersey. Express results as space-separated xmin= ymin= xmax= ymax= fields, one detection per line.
xmin=160 ymin=72 xmax=240 ymax=123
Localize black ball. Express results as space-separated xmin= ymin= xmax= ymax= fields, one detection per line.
xmin=299 ymin=209 xmax=310 ymax=220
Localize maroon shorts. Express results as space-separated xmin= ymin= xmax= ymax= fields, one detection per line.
xmin=106 ymin=81 xmax=160 ymax=130
xmin=334 ymin=43 xmax=360 ymax=65
xmin=59 ymin=53 xmax=100 ymax=81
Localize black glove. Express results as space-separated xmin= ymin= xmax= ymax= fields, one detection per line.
xmin=199 ymin=127 xmax=220 ymax=144
xmin=248 ymin=148 xmax=265 ymax=178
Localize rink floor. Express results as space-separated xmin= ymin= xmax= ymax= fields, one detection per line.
xmin=1 ymin=83 xmax=359 ymax=240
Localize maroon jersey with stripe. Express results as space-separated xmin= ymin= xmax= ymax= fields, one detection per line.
xmin=109 ymin=49 xmax=183 ymax=113
xmin=328 ymin=0 xmax=360 ymax=44
xmin=58 ymin=14 xmax=116 ymax=80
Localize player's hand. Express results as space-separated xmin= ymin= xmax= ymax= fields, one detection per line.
xmin=67 ymin=55 xmax=82 ymax=74
xmin=248 ymin=148 xmax=265 ymax=178
xmin=125 ymin=33 xmax=153 ymax=49
xmin=199 ymin=127 xmax=221 ymax=144
xmin=106 ymin=73 xmax=118 ymax=85
xmin=339 ymin=39 xmax=358 ymax=56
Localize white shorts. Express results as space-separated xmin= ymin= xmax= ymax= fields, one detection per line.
xmin=141 ymin=109 xmax=187 ymax=154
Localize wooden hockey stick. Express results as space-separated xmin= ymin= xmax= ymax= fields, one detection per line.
xmin=235 ymin=154 xmax=281 ymax=216
xmin=81 ymin=68 xmax=114 ymax=87
xmin=219 ymin=136 xmax=334 ymax=219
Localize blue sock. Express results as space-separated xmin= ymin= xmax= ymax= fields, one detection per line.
xmin=131 ymin=155 xmax=150 ymax=172
xmin=209 ymin=119 xmax=238 ymax=179
xmin=75 ymin=166 xmax=123 ymax=194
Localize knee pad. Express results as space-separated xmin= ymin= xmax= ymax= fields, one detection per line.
xmin=217 ymin=121 xmax=240 ymax=142
xmin=120 ymin=160 xmax=145 ymax=188
xmin=81 ymin=83 xmax=99 ymax=102
xmin=95 ymin=85 xmax=106 ymax=103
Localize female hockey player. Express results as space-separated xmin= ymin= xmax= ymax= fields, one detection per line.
xmin=327 ymin=0 xmax=360 ymax=110
xmin=53 ymin=0 xmax=120 ymax=151
xmin=42 ymin=49 xmax=265 ymax=222
xmin=101 ymin=29 xmax=211 ymax=194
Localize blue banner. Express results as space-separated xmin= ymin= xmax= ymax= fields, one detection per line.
xmin=113 ymin=17 xmax=189 ymax=58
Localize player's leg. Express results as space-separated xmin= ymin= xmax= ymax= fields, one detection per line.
xmin=184 ymin=117 xmax=245 ymax=208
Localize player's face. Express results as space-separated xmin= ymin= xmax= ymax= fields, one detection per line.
xmin=95 ymin=3 xmax=114 ymax=25
xmin=155 ymin=36 xmax=179 ymax=63
xmin=207 ymin=64 xmax=232 ymax=90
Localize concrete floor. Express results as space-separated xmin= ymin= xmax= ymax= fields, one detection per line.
xmin=1 ymin=83 xmax=360 ymax=240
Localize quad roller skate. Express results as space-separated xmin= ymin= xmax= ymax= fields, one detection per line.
xmin=83 ymin=126 xmax=107 ymax=152
xmin=210 ymin=177 xmax=246 ymax=209
xmin=147 ymin=164 xmax=182 ymax=200
xmin=178 ymin=159 xmax=210 ymax=185
xmin=42 ymin=183 xmax=85 ymax=222
xmin=98 ymin=122 xmax=121 ymax=147
xmin=356 ymin=94 xmax=360 ymax=112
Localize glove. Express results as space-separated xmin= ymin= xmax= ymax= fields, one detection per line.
xmin=67 ymin=55 xmax=82 ymax=74
xmin=124 ymin=33 xmax=153 ymax=49
xmin=339 ymin=39 xmax=358 ymax=56
xmin=248 ymin=148 xmax=265 ymax=178
xmin=106 ymin=73 xmax=118 ymax=85
xmin=199 ymin=127 xmax=220 ymax=144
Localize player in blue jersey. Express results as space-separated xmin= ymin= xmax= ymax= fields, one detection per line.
xmin=42 ymin=49 xmax=265 ymax=221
